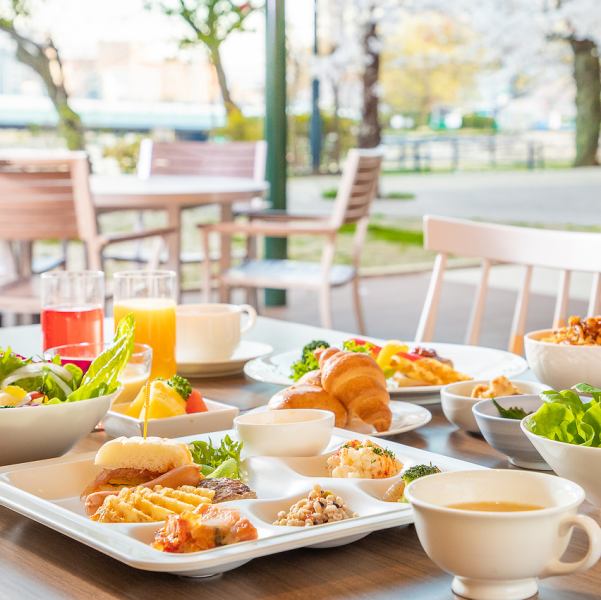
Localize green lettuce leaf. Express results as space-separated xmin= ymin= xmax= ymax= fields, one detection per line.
xmin=529 ymin=388 xmax=601 ymax=447
xmin=0 ymin=349 xmax=27 ymax=382
xmin=66 ymin=314 xmax=135 ymax=402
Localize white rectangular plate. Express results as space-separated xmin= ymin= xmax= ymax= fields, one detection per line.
xmin=103 ymin=398 xmax=239 ymax=438
xmin=0 ymin=429 xmax=484 ymax=577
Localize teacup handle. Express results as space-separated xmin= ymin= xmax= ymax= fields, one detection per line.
xmin=541 ymin=514 xmax=601 ymax=578
xmin=239 ymin=304 xmax=257 ymax=334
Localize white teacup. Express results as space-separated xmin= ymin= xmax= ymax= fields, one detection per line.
xmin=405 ymin=469 xmax=601 ymax=600
xmin=176 ymin=303 xmax=257 ymax=363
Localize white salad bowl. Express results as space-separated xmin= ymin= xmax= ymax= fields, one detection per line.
xmin=472 ymin=396 xmax=549 ymax=470
xmin=0 ymin=391 xmax=116 ymax=466
xmin=524 ymin=329 xmax=601 ymax=389
xmin=440 ymin=380 xmax=548 ymax=434
xmin=522 ymin=417 xmax=601 ymax=507
xmin=234 ymin=409 xmax=334 ymax=457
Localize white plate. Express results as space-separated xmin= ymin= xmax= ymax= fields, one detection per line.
xmin=247 ymin=401 xmax=432 ymax=437
xmin=103 ymin=398 xmax=239 ymax=438
xmin=243 ymin=341 xmax=528 ymax=397
xmin=177 ymin=341 xmax=273 ymax=377
xmin=0 ymin=429 xmax=484 ymax=577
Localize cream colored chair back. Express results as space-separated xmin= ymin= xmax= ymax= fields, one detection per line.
xmin=417 ymin=215 xmax=601 ymax=353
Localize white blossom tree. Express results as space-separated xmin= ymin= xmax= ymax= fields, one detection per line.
xmin=443 ymin=0 xmax=601 ymax=165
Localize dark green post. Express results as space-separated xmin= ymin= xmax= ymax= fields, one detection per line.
xmin=264 ymin=0 xmax=287 ymax=306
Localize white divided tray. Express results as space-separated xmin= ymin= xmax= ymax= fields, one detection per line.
xmin=0 ymin=429 xmax=485 ymax=577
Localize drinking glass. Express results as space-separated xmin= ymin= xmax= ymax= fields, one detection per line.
xmin=44 ymin=342 xmax=153 ymax=405
xmin=113 ymin=270 xmax=177 ymax=378
xmin=41 ymin=271 xmax=104 ymax=351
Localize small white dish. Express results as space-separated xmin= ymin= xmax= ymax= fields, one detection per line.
xmin=103 ymin=398 xmax=239 ymax=438
xmin=441 ymin=380 xmax=549 ymax=434
xmin=472 ymin=396 xmax=549 ymax=470
xmin=247 ymin=400 xmax=431 ymax=438
xmin=525 ymin=328 xmax=601 ymax=389
xmin=177 ymin=340 xmax=273 ymax=377
xmin=0 ymin=391 xmax=116 ymax=466
xmin=405 ymin=469 xmax=601 ymax=600
xmin=234 ymin=408 xmax=334 ymax=457
xmin=522 ymin=418 xmax=601 ymax=507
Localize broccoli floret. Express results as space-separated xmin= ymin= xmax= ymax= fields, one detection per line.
xmin=290 ymin=340 xmax=330 ymax=381
xmin=402 ymin=464 xmax=441 ymax=485
xmin=302 ymin=340 xmax=330 ymax=359
xmin=164 ymin=374 xmax=192 ymax=400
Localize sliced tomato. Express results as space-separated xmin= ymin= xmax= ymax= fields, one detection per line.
xmin=398 ymin=352 xmax=422 ymax=362
xmin=186 ymin=389 xmax=207 ymax=413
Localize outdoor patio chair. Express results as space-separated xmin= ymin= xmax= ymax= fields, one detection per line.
xmin=0 ymin=152 xmax=176 ymax=322
xmin=198 ymin=148 xmax=383 ymax=333
xmin=416 ymin=215 xmax=601 ymax=353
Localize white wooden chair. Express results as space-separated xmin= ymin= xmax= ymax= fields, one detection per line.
xmin=0 ymin=153 xmax=176 ymax=320
xmin=199 ymin=149 xmax=383 ymax=333
xmin=416 ymin=215 xmax=601 ymax=354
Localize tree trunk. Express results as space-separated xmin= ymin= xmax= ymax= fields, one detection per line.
xmin=358 ymin=20 xmax=381 ymax=148
xmin=11 ymin=36 xmax=85 ymax=150
xmin=570 ymin=38 xmax=600 ymax=166
xmin=209 ymin=45 xmax=241 ymax=118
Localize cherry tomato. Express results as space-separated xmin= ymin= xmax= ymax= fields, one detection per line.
xmin=186 ymin=389 xmax=207 ymax=413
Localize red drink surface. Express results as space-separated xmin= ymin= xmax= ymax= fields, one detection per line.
xmin=41 ymin=306 xmax=104 ymax=351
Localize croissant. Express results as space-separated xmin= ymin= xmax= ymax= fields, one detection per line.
xmin=319 ymin=348 xmax=392 ymax=432
xmin=268 ymin=384 xmax=347 ymax=428
xmin=298 ymin=369 xmax=322 ymax=387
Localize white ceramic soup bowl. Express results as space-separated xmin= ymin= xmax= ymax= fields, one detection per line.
xmin=405 ymin=469 xmax=601 ymax=600
xmin=472 ymin=395 xmax=549 ymax=470
xmin=524 ymin=328 xmax=601 ymax=389
xmin=440 ymin=380 xmax=548 ymax=434
xmin=0 ymin=391 xmax=116 ymax=466
xmin=522 ymin=417 xmax=601 ymax=507
xmin=234 ymin=409 xmax=334 ymax=457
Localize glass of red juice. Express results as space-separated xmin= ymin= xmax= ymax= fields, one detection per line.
xmin=41 ymin=271 xmax=105 ymax=351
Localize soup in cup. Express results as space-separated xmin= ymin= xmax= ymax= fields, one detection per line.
xmin=405 ymin=469 xmax=601 ymax=600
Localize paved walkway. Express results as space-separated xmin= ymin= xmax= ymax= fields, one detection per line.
xmin=289 ymin=168 xmax=601 ymax=226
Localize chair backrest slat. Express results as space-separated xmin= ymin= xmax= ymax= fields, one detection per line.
xmin=330 ymin=149 xmax=383 ymax=228
xmin=417 ymin=215 xmax=601 ymax=352
xmin=137 ymin=139 xmax=267 ymax=181
xmin=0 ymin=153 xmax=95 ymax=243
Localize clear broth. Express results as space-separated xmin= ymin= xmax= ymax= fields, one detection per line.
xmin=447 ymin=501 xmax=544 ymax=512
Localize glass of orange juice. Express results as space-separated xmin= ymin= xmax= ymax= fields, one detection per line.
xmin=113 ymin=271 xmax=177 ymax=378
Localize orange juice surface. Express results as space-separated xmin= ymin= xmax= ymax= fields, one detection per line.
xmin=114 ymin=298 xmax=176 ymax=378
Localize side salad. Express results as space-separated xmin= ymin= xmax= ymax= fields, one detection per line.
xmin=189 ymin=434 xmax=244 ymax=480
xmin=0 ymin=315 xmax=135 ymax=408
xmin=526 ymin=384 xmax=601 ymax=447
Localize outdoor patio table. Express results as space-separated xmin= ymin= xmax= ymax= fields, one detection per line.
xmin=0 ymin=317 xmax=599 ymax=599
xmin=91 ymin=175 xmax=269 ymax=298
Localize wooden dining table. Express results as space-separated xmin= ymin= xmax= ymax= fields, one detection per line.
xmin=91 ymin=175 xmax=269 ymax=298
xmin=0 ymin=317 xmax=599 ymax=600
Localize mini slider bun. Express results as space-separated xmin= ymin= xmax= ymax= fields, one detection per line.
xmin=95 ymin=436 xmax=193 ymax=472
xmin=81 ymin=436 xmax=199 ymax=500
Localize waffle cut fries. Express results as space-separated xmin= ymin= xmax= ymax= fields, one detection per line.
xmin=390 ymin=354 xmax=471 ymax=386
xmin=91 ymin=485 xmax=214 ymax=523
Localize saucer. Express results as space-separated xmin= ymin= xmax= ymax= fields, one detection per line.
xmin=177 ymin=341 xmax=273 ymax=378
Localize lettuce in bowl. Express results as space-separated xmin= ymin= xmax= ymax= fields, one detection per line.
xmin=525 ymin=387 xmax=601 ymax=447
